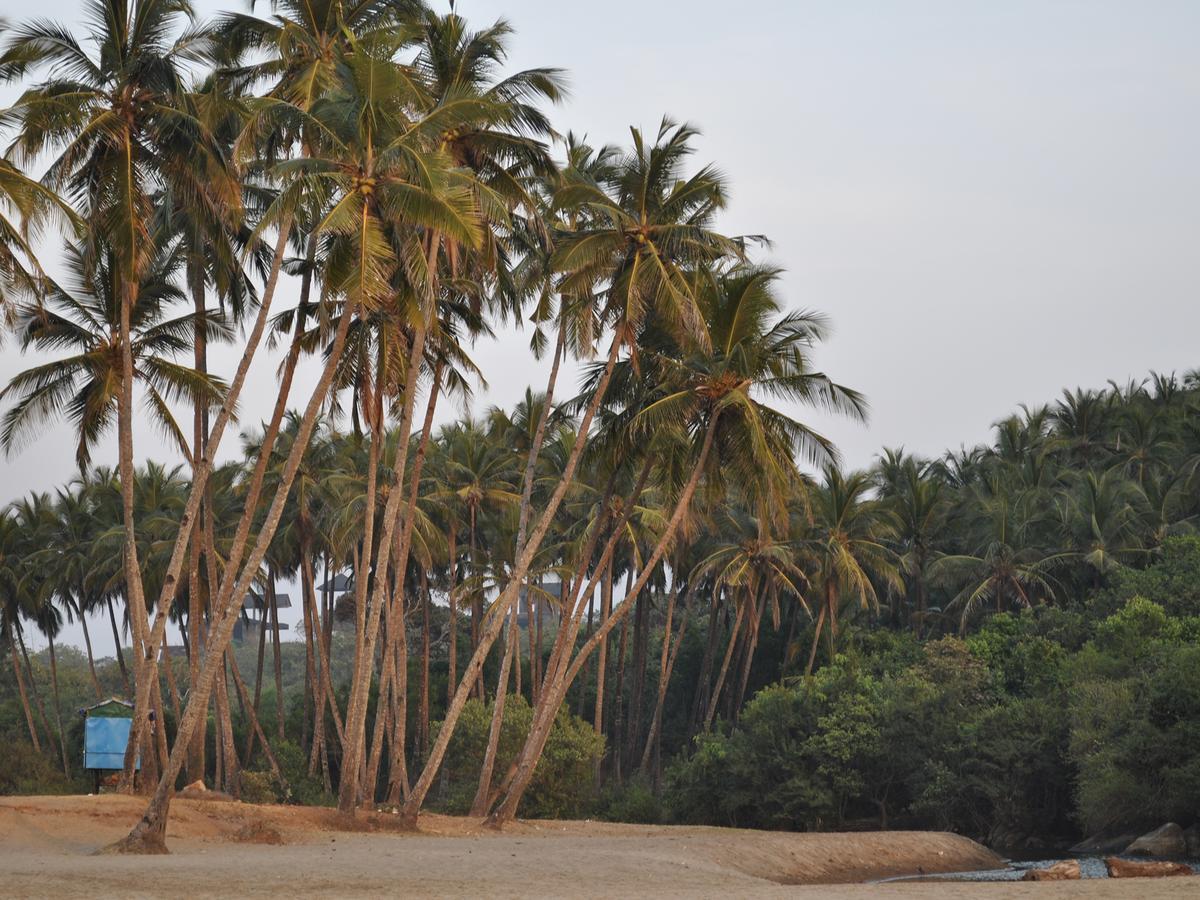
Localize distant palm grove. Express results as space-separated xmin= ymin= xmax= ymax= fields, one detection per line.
xmin=2 ymin=0 xmax=1199 ymax=853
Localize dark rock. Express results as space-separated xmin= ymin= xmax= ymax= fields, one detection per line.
xmin=1126 ymin=823 xmax=1187 ymax=858
xmin=1070 ymin=832 xmax=1138 ymax=855
xmin=1183 ymin=824 xmax=1200 ymax=858
xmin=1104 ymin=857 xmax=1194 ymax=878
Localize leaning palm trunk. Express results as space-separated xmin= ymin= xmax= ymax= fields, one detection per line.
xmin=78 ymin=603 xmax=103 ymax=700
xmin=471 ymin=318 xmax=567 ymax=814
xmin=108 ymin=300 xmax=355 ymax=854
xmin=122 ymin=222 xmax=296 ymax=782
xmin=47 ymin=634 xmax=69 ymax=777
xmin=9 ymin=636 xmax=41 ymax=750
xmin=490 ymin=413 xmax=719 ymax=825
xmin=399 ymin=333 xmax=625 ymax=826
xmin=704 ymin=599 xmax=747 ymax=730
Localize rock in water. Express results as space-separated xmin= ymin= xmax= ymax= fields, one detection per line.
xmin=1070 ymin=832 xmax=1137 ymax=855
xmin=1125 ymin=823 xmax=1187 ymax=858
xmin=1022 ymin=860 xmax=1081 ymax=881
xmin=1104 ymin=857 xmax=1194 ymax=878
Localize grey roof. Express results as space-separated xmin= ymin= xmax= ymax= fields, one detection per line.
xmin=242 ymin=591 xmax=293 ymax=610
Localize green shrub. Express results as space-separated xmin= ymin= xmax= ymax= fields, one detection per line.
xmin=0 ymin=735 xmax=81 ymax=795
xmin=434 ymin=696 xmax=603 ymax=819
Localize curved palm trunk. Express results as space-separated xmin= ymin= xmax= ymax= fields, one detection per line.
xmin=10 ymin=635 xmax=41 ymax=750
xmin=106 ymin=597 xmax=130 ymax=693
xmin=804 ymin=585 xmax=831 ymax=677
xmin=703 ymin=599 xmax=747 ymax=730
xmin=108 ymin=299 xmax=355 ymax=854
xmin=269 ymin=576 xmax=285 ymax=742
xmin=77 ymin=601 xmax=103 ymax=700
xmin=732 ymin=589 xmax=767 ymax=717
xmin=399 ymin=333 xmax=624 ymax=826
xmin=47 ymin=634 xmax=69 ymax=777
xmin=490 ymin=413 xmax=719 ymax=825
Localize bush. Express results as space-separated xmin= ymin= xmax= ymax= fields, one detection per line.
xmin=434 ymin=696 xmax=603 ymax=819
xmin=596 ymin=779 xmax=662 ymax=824
xmin=0 ymin=735 xmax=81 ymax=795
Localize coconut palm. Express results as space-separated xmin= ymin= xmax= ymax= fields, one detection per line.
xmin=1 ymin=240 xmax=230 ymax=469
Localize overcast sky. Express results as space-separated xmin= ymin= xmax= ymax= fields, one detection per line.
xmin=3 ymin=0 xmax=1198 ymax=654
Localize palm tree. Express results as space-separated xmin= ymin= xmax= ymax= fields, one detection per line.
xmin=1 ymin=241 xmax=229 ymax=469
xmin=798 ymin=466 xmax=899 ymax=675
xmin=0 ymin=157 xmax=77 ymax=315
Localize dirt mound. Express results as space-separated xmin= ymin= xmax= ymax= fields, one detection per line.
xmin=232 ymin=821 xmax=285 ymax=845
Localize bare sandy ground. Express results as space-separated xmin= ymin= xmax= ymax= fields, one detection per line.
xmin=0 ymin=795 xmax=1195 ymax=898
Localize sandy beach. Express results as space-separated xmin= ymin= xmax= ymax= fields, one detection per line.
xmin=0 ymin=795 xmax=1194 ymax=898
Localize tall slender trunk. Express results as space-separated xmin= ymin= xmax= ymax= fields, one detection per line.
xmin=804 ymin=589 xmax=830 ymax=677
xmin=640 ymin=580 xmax=694 ymax=777
xmin=188 ymin=259 xmax=208 ymax=784
xmin=491 ymin=412 xmax=719 ymax=825
xmin=245 ymin=596 xmax=267 ymax=761
xmin=10 ymin=635 xmax=41 ymax=750
xmin=116 ymin=277 xmax=157 ymax=793
xmin=400 ymin=332 xmax=626 ymax=825
xmin=269 ymin=574 xmax=284 ymax=742
xmin=593 ymin=559 xmax=613 ymax=740
xmin=107 ymin=597 xmax=130 ymax=693
xmin=110 ymin=299 xmax=356 ymax=854
xmin=20 ymin=632 xmax=54 ymax=766
xmin=732 ymin=589 xmax=767 ymax=717
xmin=78 ymin=601 xmax=103 ymax=700
xmin=47 ymin=633 xmax=69 ymax=777
xmin=227 ymin=645 xmax=285 ymax=789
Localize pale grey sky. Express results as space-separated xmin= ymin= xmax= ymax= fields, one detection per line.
xmin=2 ymin=1 xmax=1198 ymax=654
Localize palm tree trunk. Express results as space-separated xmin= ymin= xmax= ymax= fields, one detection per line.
xmin=732 ymin=589 xmax=767 ymax=717
xmin=593 ymin=558 xmax=613 ymax=740
xmin=107 ymin=597 xmax=130 ymax=693
xmin=78 ymin=603 xmax=103 ymax=700
xmin=704 ymin=600 xmax=746 ymax=730
xmin=20 ymin=632 xmax=54 ymax=763
xmin=47 ymin=633 xmax=70 ymax=777
xmin=10 ymin=635 xmax=42 ymax=750
xmin=109 ymin=299 xmax=356 ymax=854
xmin=469 ymin=604 xmax=517 ymax=816
xmin=116 ymin=277 xmax=157 ymax=793
xmin=491 ymin=412 xmax=720 ymax=825
xmin=640 ymin=579 xmax=692 ymax=773
xmin=245 ymin=602 xmax=267 ymax=762
xmin=226 ymin=645 xmax=286 ymax=790
xmin=805 ymin=594 xmax=829 ymax=677
xmin=269 ymin=574 xmax=284 ymax=742
xmin=400 ymin=332 xmax=625 ymax=826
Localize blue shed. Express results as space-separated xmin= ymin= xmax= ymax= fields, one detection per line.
xmin=80 ymin=698 xmax=138 ymax=781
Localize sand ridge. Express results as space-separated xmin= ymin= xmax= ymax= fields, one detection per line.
xmin=0 ymin=795 xmax=1195 ymax=898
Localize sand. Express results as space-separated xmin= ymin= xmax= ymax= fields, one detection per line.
xmin=0 ymin=795 xmax=1195 ymax=898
